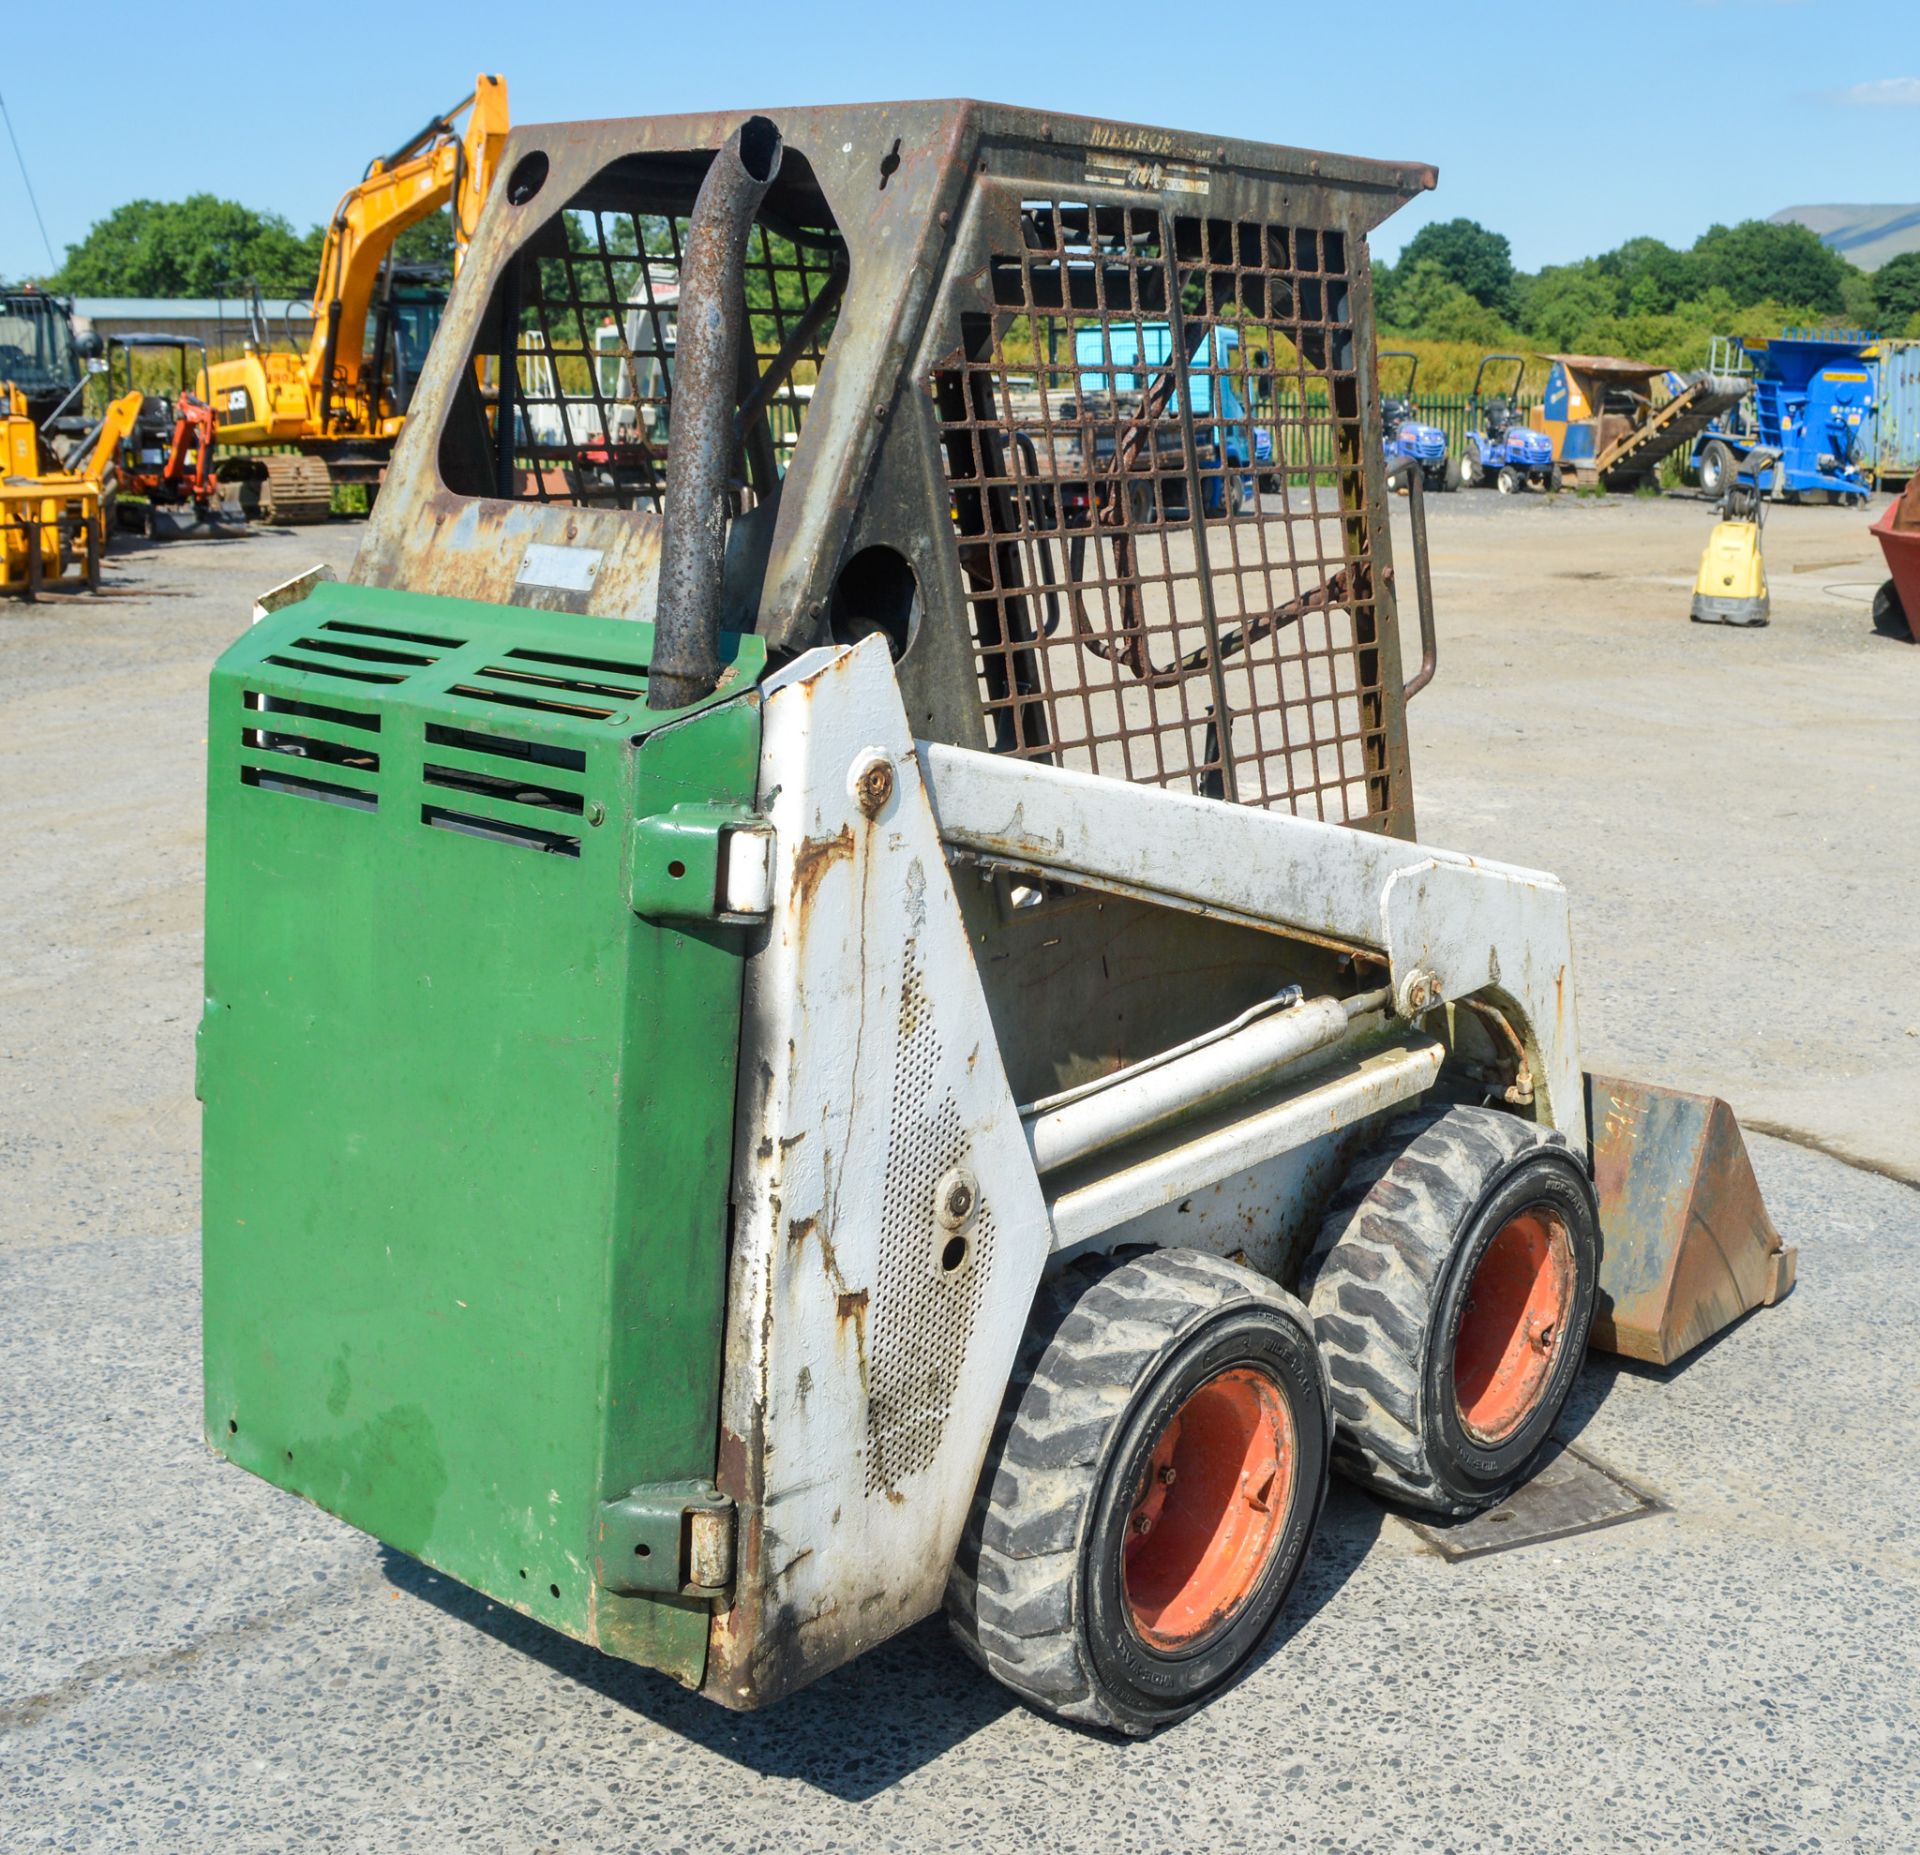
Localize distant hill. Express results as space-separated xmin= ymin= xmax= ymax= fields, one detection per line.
xmin=1770 ymin=204 xmax=1920 ymax=271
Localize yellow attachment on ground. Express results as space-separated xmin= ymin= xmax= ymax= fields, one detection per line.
xmin=1690 ymin=513 xmax=1769 ymax=626
xmin=1 ymin=383 xmax=116 ymax=596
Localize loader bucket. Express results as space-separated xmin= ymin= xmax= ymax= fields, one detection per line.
xmin=1585 ymin=1074 xmax=1796 ymax=1367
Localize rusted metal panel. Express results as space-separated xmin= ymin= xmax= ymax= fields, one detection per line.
xmin=1586 ymin=1074 xmax=1796 ymax=1367
xmin=352 ymin=101 xmax=1431 ymax=831
xmin=708 ymin=638 xmax=1055 ymax=1709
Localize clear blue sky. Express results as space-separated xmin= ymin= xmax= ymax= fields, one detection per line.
xmin=4 ymin=0 xmax=1916 ymax=285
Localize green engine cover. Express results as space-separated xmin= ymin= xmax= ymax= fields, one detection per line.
xmin=200 ymin=580 xmax=766 ymax=1686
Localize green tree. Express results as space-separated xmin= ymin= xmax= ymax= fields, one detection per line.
xmin=1872 ymin=252 xmax=1920 ymax=329
xmin=1596 ymin=237 xmax=1697 ymax=316
xmin=53 ymin=196 xmax=322 ymax=297
xmin=392 ymin=208 xmax=457 ymax=272
xmin=1391 ymin=217 xmax=1516 ymax=316
xmin=1689 ymin=220 xmax=1852 ymax=313
xmin=1516 ymin=261 xmax=1620 ymax=348
xmin=1381 ymin=261 xmax=1512 ymax=344
xmin=1839 ymin=269 xmax=1881 ymax=328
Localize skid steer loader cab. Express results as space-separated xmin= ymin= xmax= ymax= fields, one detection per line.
xmin=201 ymin=102 xmax=1793 ymax=1735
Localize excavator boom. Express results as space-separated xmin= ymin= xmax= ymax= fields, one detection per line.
xmin=306 ymin=74 xmax=510 ymax=410
xmin=201 ymin=73 xmax=508 ymax=493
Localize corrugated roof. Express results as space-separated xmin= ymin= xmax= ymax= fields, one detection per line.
xmin=71 ymin=297 xmax=312 ymax=322
xmin=1540 ymin=353 xmax=1667 ymax=378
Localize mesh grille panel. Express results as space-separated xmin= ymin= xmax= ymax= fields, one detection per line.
xmin=479 ymin=194 xmax=844 ymax=512
xmin=933 ymin=199 xmax=1390 ymax=825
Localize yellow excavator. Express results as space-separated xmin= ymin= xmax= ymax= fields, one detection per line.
xmin=203 ymin=74 xmax=509 ymax=522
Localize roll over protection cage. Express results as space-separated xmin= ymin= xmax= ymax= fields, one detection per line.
xmin=353 ymin=100 xmax=1439 ymax=839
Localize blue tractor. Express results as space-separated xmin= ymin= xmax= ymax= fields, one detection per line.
xmin=1691 ymin=330 xmax=1876 ymax=505
xmin=1378 ymin=350 xmax=1450 ymax=493
xmin=1454 ymin=353 xmax=1558 ymax=492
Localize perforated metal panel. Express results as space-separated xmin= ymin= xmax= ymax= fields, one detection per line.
xmin=864 ymin=944 xmax=997 ymax=1494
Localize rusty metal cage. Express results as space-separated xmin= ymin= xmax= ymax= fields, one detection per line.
xmin=368 ymin=105 xmax=1431 ymax=833
xmin=930 ymin=199 xmax=1387 ymax=825
xmin=449 ymin=170 xmax=845 ymax=513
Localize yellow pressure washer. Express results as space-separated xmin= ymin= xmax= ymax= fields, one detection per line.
xmin=1690 ymin=447 xmax=1777 ymax=627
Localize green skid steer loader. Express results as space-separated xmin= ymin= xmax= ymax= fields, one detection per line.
xmin=201 ymin=104 xmax=1794 ymax=1735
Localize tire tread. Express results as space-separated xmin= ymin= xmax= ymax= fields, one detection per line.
xmin=1300 ymin=1105 xmax=1576 ymax=1517
xmin=946 ymin=1249 xmax=1318 ymax=1733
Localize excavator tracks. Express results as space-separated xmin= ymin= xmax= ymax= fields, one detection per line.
xmin=219 ymin=456 xmax=335 ymax=526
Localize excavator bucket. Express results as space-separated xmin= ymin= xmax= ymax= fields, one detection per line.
xmin=1585 ymin=1074 xmax=1797 ymax=1367
xmin=143 ymin=500 xmax=246 ymax=541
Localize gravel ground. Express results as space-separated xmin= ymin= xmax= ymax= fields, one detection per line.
xmin=2 ymin=494 xmax=1916 ymax=1852
xmin=2 ymin=1136 xmax=1913 ymax=1854
xmin=1395 ymin=487 xmax=1920 ymax=1185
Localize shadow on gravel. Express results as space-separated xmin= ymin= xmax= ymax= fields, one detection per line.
xmin=1557 ymin=1304 xmax=1774 ymax=1446
xmin=381 ymin=1547 xmax=1014 ymax=1800
xmin=380 ymin=1473 xmax=1388 ymax=1795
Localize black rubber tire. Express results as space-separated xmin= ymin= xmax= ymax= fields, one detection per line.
xmin=947 ymin=1248 xmax=1330 ymax=1736
xmin=1300 ymin=1105 xmax=1600 ymax=1518
xmin=1873 ymin=579 xmax=1912 ymax=639
xmin=1458 ymin=447 xmax=1483 ymax=489
xmin=1698 ymin=441 xmax=1734 ymax=499
xmin=1444 ymin=456 xmax=1465 ymax=491
xmin=1496 ymin=465 xmax=1523 ymax=495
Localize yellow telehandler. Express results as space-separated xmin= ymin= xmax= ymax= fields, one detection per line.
xmin=201 ymin=74 xmax=509 ymax=523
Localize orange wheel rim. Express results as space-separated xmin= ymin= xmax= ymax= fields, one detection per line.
xmin=1122 ymin=1366 xmax=1295 ymax=1650
xmin=1453 ymin=1207 xmax=1574 ymax=1445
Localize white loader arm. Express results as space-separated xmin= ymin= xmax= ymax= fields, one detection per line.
xmin=917 ymin=741 xmax=1585 ymax=1152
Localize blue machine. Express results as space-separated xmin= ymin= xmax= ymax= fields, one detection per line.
xmin=1690 ymin=330 xmax=1876 ymax=504
xmin=1378 ymin=349 xmax=1450 ymax=492
xmin=1456 ymin=352 xmax=1557 ymax=492
xmin=1074 ymin=321 xmax=1268 ymax=514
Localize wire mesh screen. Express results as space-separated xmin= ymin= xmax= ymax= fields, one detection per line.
xmin=932 ymin=199 xmax=1391 ymax=825
xmin=490 ymin=200 xmax=845 ymax=511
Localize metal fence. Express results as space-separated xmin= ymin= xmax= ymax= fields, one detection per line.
xmin=1236 ymin=389 xmax=1536 ymax=476
xmin=1256 ymin=390 xmax=1539 ymax=471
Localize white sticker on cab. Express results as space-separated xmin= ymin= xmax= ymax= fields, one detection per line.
xmin=516 ymin=543 xmax=605 ymax=593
